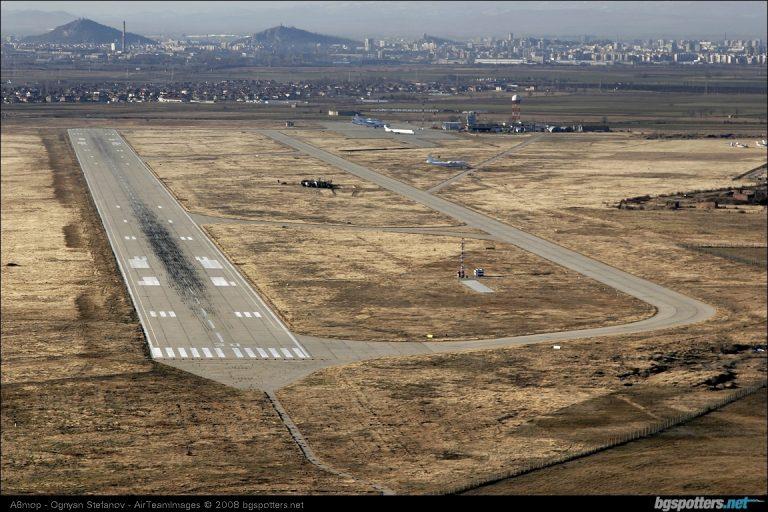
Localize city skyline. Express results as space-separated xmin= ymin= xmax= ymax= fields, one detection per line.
xmin=2 ymin=1 xmax=767 ymax=40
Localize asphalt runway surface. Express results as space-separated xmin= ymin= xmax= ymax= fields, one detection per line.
xmin=69 ymin=129 xmax=310 ymax=365
xmin=70 ymin=128 xmax=715 ymax=391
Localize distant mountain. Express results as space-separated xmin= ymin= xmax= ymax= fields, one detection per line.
xmin=24 ymin=18 xmax=157 ymax=45
xmin=0 ymin=9 xmax=77 ymax=37
xmin=237 ymin=25 xmax=357 ymax=46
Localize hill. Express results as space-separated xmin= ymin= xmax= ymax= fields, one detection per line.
xmin=0 ymin=9 xmax=76 ymax=37
xmin=238 ymin=25 xmax=357 ymax=47
xmin=24 ymin=18 xmax=157 ymax=45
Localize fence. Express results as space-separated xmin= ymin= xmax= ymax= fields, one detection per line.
xmin=681 ymin=244 xmax=767 ymax=268
xmin=436 ymin=381 xmax=767 ymax=495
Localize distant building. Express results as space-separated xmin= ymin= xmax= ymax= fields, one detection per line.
xmin=442 ymin=121 xmax=463 ymax=131
xmin=328 ymin=109 xmax=360 ymax=116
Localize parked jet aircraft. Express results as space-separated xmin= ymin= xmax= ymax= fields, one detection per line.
xmin=352 ymin=115 xmax=385 ymax=128
xmin=384 ymin=125 xmax=415 ymax=135
xmin=426 ymin=155 xmax=470 ymax=168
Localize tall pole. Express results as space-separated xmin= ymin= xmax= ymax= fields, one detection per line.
xmin=458 ymin=238 xmax=466 ymax=279
xmin=122 ymin=21 xmax=126 ymax=53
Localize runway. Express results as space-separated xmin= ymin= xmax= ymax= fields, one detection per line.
xmin=70 ymin=128 xmax=715 ymax=391
xmin=68 ymin=128 xmax=310 ymax=366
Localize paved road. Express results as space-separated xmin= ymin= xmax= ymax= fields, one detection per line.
xmin=70 ymin=128 xmax=715 ymax=391
xmin=427 ymin=133 xmax=546 ymax=193
xmin=261 ymin=130 xmax=715 ymax=343
xmin=68 ymin=128 xmax=311 ymax=367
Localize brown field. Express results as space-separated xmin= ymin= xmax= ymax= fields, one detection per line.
xmin=0 ymin=128 xmax=367 ymax=494
xmin=2 ymin=115 xmax=765 ymax=496
xmin=121 ymin=128 xmax=455 ymax=226
xmin=287 ymin=127 xmax=532 ymax=189
xmin=277 ymin=202 xmax=767 ymax=493
xmin=438 ymin=133 xmax=767 ymax=213
xmin=465 ymin=390 xmax=767 ymax=495
xmin=203 ymin=224 xmax=653 ymax=342
xmin=275 ymin=147 xmax=766 ymax=493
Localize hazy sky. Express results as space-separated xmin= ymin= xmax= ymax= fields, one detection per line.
xmin=2 ymin=1 xmax=767 ymax=40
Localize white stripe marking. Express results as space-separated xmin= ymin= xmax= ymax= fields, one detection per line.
xmin=190 ymin=348 xmax=200 ymax=358
xmin=235 ymin=311 xmax=242 ymax=317
xmin=215 ymin=332 xmax=224 ymax=343
xmin=244 ymin=311 xmax=252 ymax=318
xmin=196 ymin=256 xmax=223 ymax=269
xmin=202 ymin=348 xmax=213 ymax=358
xmin=159 ymin=311 xmax=167 ymax=318
xmin=281 ymin=348 xmax=294 ymax=358
xmin=211 ymin=277 xmax=230 ymax=287
xmin=129 ymin=256 xmax=149 ymax=269
xmin=233 ymin=347 xmax=244 ymax=358
xmin=165 ymin=347 xmax=175 ymax=358
xmin=257 ymin=348 xmax=269 ymax=358
xmin=293 ymin=348 xmax=308 ymax=358
xmin=169 ymin=311 xmax=176 ymax=318
xmin=149 ymin=310 xmax=157 ymax=317
xmin=151 ymin=347 xmax=163 ymax=358
xmin=207 ymin=319 xmax=215 ymax=329
xmin=178 ymin=348 xmax=188 ymax=358
xmin=138 ymin=276 xmax=160 ymax=286
xmin=269 ymin=348 xmax=281 ymax=358
xmin=245 ymin=348 xmax=256 ymax=358
xmin=215 ymin=348 xmax=226 ymax=358
xmin=252 ymin=311 xmax=262 ymax=318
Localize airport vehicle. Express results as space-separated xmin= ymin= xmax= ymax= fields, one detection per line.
xmin=474 ymin=268 xmax=485 ymax=277
xmin=756 ymin=139 xmax=767 ymax=148
xmin=426 ymin=155 xmax=470 ymax=168
xmin=384 ymin=125 xmax=415 ymax=135
xmin=729 ymin=141 xmax=749 ymax=148
xmin=352 ymin=115 xmax=385 ymax=128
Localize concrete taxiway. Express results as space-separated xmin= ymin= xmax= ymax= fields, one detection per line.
xmin=70 ymin=128 xmax=715 ymax=391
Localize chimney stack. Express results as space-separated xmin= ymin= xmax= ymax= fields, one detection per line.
xmin=122 ymin=21 xmax=126 ymax=52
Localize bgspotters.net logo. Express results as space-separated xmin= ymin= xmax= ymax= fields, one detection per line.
xmin=655 ymin=497 xmax=765 ymax=511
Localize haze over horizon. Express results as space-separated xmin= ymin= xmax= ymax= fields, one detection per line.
xmin=2 ymin=1 xmax=767 ymax=40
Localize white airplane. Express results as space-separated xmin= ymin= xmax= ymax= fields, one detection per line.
xmin=384 ymin=125 xmax=415 ymax=135
xmin=426 ymin=155 xmax=470 ymax=168
xmin=755 ymin=139 xmax=767 ymax=148
xmin=729 ymin=141 xmax=749 ymax=148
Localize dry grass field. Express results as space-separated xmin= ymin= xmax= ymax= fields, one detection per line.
xmin=278 ymin=210 xmax=766 ymax=492
xmin=465 ymin=390 xmax=767 ymax=495
xmin=0 ymin=128 xmax=367 ymax=494
xmin=276 ymin=158 xmax=766 ymax=493
xmin=2 ymin=117 xmax=764 ymax=495
xmin=204 ymin=224 xmax=652 ymax=342
xmin=122 ymin=128 xmax=454 ymax=227
xmin=287 ymin=127 xmax=534 ymax=189
xmin=439 ymin=133 xmax=767 ymax=213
